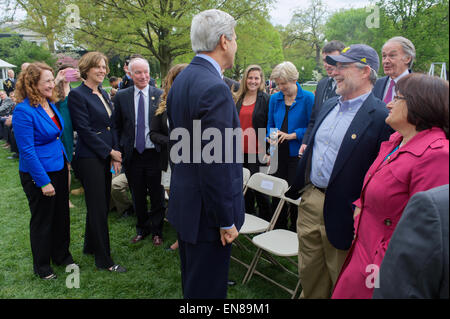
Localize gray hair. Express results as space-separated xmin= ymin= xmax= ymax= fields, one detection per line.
xmin=128 ymin=58 xmax=150 ymax=74
xmin=270 ymin=61 xmax=299 ymax=82
xmin=384 ymin=36 xmax=416 ymax=69
xmin=191 ymin=9 xmax=236 ymax=53
xmin=355 ymin=62 xmax=378 ymax=85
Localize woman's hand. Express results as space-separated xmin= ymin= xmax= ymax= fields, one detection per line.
xmin=277 ymin=131 xmax=296 ymax=144
xmin=110 ymin=149 xmax=122 ymax=162
xmin=55 ymin=69 xmax=66 ymax=84
xmin=42 ymin=183 xmax=56 ymax=196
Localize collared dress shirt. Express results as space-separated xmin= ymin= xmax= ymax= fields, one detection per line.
xmin=311 ymin=92 xmax=371 ymax=188
xmin=382 ymin=68 xmax=409 ymax=102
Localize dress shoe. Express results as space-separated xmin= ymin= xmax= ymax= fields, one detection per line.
xmin=131 ymin=234 xmax=146 ymax=244
xmin=152 ymin=235 xmax=163 ymax=246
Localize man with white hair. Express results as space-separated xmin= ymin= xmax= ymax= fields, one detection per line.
xmin=113 ymin=57 xmax=166 ymax=247
xmin=166 ymin=9 xmax=244 ymax=299
xmin=373 ymin=36 xmax=416 ymax=103
xmin=3 ymin=69 xmax=15 ymax=97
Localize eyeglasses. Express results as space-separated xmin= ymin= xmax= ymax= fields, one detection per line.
xmin=393 ymin=95 xmax=407 ymax=102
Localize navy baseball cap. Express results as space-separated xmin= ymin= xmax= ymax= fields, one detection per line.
xmin=326 ymin=44 xmax=380 ymax=73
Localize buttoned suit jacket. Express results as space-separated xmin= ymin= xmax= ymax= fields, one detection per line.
xmin=112 ymin=85 xmax=163 ymax=168
xmin=68 ymin=83 xmax=116 ymax=160
xmin=166 ymin=56 xmax=245 ymax=244
xmin=13 ymin=97 xmax=67 ymax=187
xmin=285 ymin=93 xmax=392 ymax=250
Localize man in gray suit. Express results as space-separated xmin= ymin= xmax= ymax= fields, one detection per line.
xmin=373 ymin=184 xmax=449 ymax=299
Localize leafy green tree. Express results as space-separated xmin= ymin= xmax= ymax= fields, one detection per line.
xmin=0 ymin=36 xmax=57 ymax=73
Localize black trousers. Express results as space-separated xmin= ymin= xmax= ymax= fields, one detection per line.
xmin=20 ymin=165 xmax=73 ymax=278
xmin=125 ymin=149 xmax=165 ymax=237
xmin=272 ymin=155 xmax=300 ymax=230
xmin=243 ymin=153 xmax=271 ymax=220
xmin=75 ymin=157 xmax=114 ymax=269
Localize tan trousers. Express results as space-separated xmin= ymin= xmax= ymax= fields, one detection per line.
xmin=297 ymin=184 xmax=348 ymax=299
xmin=110 ymin=173 xmax=132 ymax=214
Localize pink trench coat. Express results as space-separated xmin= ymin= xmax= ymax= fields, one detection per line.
xmin=332 ymin=128 xmax=449 ymax=299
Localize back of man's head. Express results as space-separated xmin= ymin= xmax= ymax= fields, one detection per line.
xmin=191 ymin=9 xmax=236 ymax=53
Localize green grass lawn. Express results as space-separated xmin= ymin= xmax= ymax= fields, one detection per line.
xmin=0 ymin=141 xmax=300 ymax=299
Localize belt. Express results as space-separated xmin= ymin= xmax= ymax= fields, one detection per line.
xmin=312 ymin=184 xmax=326 ymax=194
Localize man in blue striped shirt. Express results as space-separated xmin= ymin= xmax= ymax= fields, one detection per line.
xmin=285 ymin=44 xmax=392 ymax=298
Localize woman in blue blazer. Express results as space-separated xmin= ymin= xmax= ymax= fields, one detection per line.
xmin=68 ymin=52 xmax=126 ymax=273
xmin=267 ymin=61 xmax=314 ymax=230
xmin=13 ymin=62 xmax=75 ymax=280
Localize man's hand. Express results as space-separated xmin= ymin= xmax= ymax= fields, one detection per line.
xmin=299 ymin=144 xmax=307 ymax=157
xmin=220 ymin=226 xmax=239 ymax=246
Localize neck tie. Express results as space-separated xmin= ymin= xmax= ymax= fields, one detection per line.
xmin=136 ymin=91 xmax=146 ymax=154
xmin=383 ymin=79 xmax=395 ymax=104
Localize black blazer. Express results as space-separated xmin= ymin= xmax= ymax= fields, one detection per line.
xmin=285 ymin=93 xmax=392 ymax=250
xmin=68 ymin=82 xmax=115 ymax=160
xmin=150 ymin=109 xmax=169 ymax=171
xmin=302 ymin=76 xmax=337 ymax=144
xmin=112 ymin=85 xmax=163 ymax=168
xmin=236 ymin=90 xmax=270 ymax=153
xmin=372 ymin=75 xmax=389 ymax=100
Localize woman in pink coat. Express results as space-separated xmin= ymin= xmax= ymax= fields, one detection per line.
xmin=332 ymin=73 xmax=449 ymax=299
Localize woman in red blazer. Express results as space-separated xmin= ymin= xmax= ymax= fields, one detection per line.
xmin=332 ymin=73 xmax=449 ymax=299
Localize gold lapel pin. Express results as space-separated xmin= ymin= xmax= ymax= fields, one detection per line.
xmin=151 ymin=96 xmax=155 ymax=100
xmin=351 ymin=134 xmax=357 ymax=140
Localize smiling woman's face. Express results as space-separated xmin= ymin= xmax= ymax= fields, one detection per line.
xmin=37 ymin=70 xmax=55 ymax=100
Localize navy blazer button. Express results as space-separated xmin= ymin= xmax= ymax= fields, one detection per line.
xmin=384 ymin=218 xmax=392 ymax=226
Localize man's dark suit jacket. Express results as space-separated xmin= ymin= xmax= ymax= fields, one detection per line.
xmin=68 ymin=83 xmax=115 ymax=160
xmin=373 ymin=184 xmax=449 ymax=299
xmin=302 ymin=76 xmax=338 ymax=144
xmin=285 ymin=93 xmax=392 ymax=250
xmin=112 ymin=85 xmax=163 ymax=168
xmin=166 ymin=56 xmax=245 ymax=244
xmin=372 ymin=70 xmax=412 ymax=100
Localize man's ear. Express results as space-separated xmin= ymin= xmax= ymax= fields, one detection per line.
xmin=219 ymin=34 xmax=228 ymax=51
xmin=402 ymin=55 xmax=412 ymax=68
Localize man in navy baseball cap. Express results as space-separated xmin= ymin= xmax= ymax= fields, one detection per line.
xmin=326 ymin=44 xmax=380 ymax=73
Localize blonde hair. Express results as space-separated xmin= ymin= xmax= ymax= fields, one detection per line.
xmin=233 ymin=64 xmax=265 ymax=103
xmin=15 ymin=62 xmax=57 ymax=106
xmin=156 ymin=63 xmax=188 ymax=115
xmin=78 ymin=51 xmax=109 ymax=80
xmin=270 ymin=61 xmax=299 ymax=82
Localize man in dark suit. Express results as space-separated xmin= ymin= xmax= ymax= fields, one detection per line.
xmin=167 ymin=9 xmax=244 ymax=299
xmin=373 ymin=184 xmax=449 ymax=299
xmin=113 ymin=57 xmax=166 ymax=246
xmin=299 ymin=40 xmax=345 ymax=155
xmin=372 ymin=36 xmax=415 ymax=102
xmin=285 ymin=44 xmax=392 ymax=298
xmin=3 ymin=69 xmax=15 ymax=97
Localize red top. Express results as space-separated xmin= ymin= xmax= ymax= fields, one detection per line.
xmin=51 ymin=115 xmax=62 ymax=131
xmin=239 ymin=102 xmax=258 ymax=154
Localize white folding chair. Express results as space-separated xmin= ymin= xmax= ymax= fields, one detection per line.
xmin=242 ymin=167 xmax=251 ymax=189
xmin=242 ymin=191 xmax=302 ymax=299
xmin=231 ymin=173 xmax=289 ymax=273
